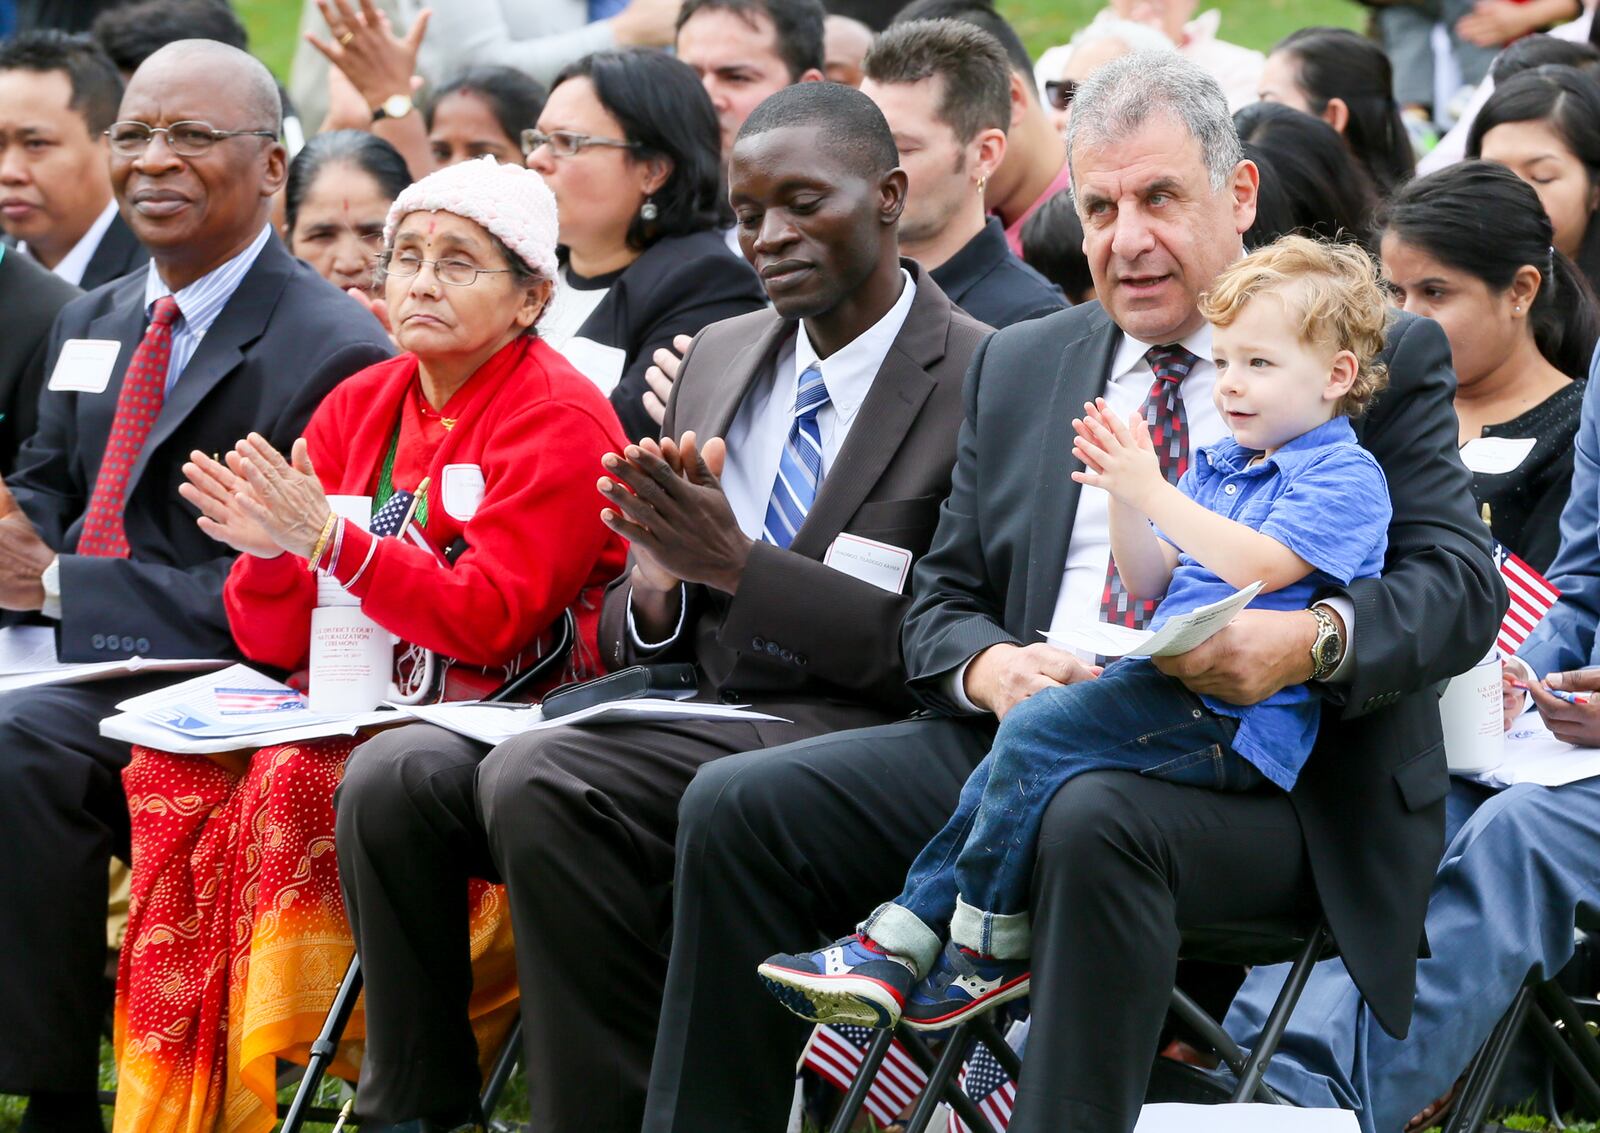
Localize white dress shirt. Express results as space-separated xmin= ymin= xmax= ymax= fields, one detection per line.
xmin=628 ymin=269 xmax=916 ymax=646
xmin=19 ymin=198 xmax=118 ymax=287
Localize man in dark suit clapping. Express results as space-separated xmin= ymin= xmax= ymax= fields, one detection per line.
xmin=649 ymin=51 xmax=1505 ymax=1133
xmin=0 ymin=39 xmax=390 ymax=1132
xmin=334 ymin=82 xmax=989 ymax=1133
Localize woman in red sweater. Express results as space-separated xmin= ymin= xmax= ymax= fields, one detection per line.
xmin=113 ymin=158 xmax=627 ymax=1133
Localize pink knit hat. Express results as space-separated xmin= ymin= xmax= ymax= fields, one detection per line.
xmin=383 ymin=155 xmax=559 ymax=280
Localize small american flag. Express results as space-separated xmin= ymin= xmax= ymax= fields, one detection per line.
xmin=371 ymin=489 xmax=445 ymax=560
xmin=804 ymin=1024 xmax=928 ymax=1127
xmin=946 ymin=1016 xmax=1026 ymax=1133
xmin=213 ymin=687 xmax=306 ymax=715
xmin=1497 ymin=544 xmax=1560 ymax=656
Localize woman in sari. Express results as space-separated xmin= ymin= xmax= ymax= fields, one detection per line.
xmin=112 ymin=156 xmax=628 ymax=1133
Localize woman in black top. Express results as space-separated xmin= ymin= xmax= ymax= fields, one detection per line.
xmin=1380 ymin=161 xmax=1599 ymax=571
xmin=525 ymin=50 xmax=766 ymax=441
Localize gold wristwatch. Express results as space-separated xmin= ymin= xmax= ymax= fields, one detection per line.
xmin=1309 ymin=604 xmax=1343 ymax=681
xmin=371 ymin=93 xmax=414 ymax=123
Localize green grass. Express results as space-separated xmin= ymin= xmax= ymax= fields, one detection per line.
xmin=235 ymin=0 xmax=1371 ymax=83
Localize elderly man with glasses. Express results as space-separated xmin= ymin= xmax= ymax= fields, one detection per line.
xmin=0 ymin=38 xmax=390 ymax=1133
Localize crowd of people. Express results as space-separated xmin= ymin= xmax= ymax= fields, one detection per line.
xmin=1 ymin=0 xmax=1599 ymax=1132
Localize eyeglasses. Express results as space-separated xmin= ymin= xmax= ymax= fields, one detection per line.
xmin=520 ymin=128 xmax=639 ymax=158
xmin=379 ymin=250 xmax=512 ymax=287
xmin=1044 ymin=80 xmax=1078 ymax=113
xmin=106 ymin=120 xmax=278 ymax=157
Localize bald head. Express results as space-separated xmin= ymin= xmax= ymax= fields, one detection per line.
xmin=128 ymin=39 xmax=280 ymax=134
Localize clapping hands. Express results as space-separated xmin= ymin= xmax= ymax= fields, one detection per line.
xmin=182 ymin=434 xmax=331 ymax=560
xmin=1070 ymin=398 xmax=1164 ymax=509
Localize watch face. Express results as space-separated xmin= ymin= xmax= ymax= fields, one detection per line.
xmin=383 ymin=94 xmax=411 ymax=118
xmin=1317 ymin=637 xmax=1340 ymax=667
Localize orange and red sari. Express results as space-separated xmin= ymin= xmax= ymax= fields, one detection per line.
xmin=113 ymin=737 xmax=518 ymax=1133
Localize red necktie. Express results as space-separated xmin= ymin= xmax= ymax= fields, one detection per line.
xmin=1099 ymin=343 xmax=1199 ymax=629
xmin=77 ymin=296 xmax=182 ymax=558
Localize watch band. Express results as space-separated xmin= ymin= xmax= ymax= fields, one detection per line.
xmin=1309 ymin=605 xmax=1343 ymax=681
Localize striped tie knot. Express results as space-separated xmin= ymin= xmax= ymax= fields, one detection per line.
xmin=1144 ymin=343 xmax=1200 ymax=385
xmin=794 ymin=363 xmax=829 ymax=418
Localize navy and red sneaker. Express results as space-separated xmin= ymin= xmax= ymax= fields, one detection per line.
xmin=757 ymin=934 xmax=917 ymax=1029
xmin=901 ymin=940 xmax=1030 ymax=1031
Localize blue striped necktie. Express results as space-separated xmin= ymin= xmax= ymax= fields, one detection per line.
xmin=762 ymin=363 xmax=830 ymax=550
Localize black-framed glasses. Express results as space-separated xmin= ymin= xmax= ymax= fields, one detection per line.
xmin=106 ymin=120 xmax=278 ymax=157
xmin=1044 ymin=79 xmax=1078 ymax=113
xmin=378 ymin=250 xmax=512 ymax=287
xmin=520 ymin=128 xmax=639 ymax=158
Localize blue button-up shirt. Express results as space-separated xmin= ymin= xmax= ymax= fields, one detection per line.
xmin=1151 ymin=415 xmax=1391 ymax=790
xmin=141 ymin=224 xmax=273 ymax=393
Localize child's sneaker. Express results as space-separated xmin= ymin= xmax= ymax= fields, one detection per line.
xmin=757 ymin=934 xmax=916 ymax=1029
xmin=901 ymin=940 xmax=1030 ymax=1031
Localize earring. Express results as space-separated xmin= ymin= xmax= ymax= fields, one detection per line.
xmin=976 ymin=175 xmax=988 ymax=198
xmin=640 ymin=198 xmax=659 ymax=222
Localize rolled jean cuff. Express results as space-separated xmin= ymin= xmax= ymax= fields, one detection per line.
xmin=950 ymin=894 xmax=1031 ymax=960
xmin=858 ymin=902 xmax=943 ymax=978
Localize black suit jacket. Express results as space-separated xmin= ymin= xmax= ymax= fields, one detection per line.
xmin=573 ymin=229 xmax=767 ymax=443
xmin=7 ymin=235 xmax=394 ymax=662
xmin=599 ymin=264 xmax=992 ymax=725
xmin=901 ymin=301 xmax=1504 ymax=1038
xmin=0 ymin=247 xmax=80 ymax=473
xmin=929 ymin=217 xmax=1065 ymax=330
xmin=78 ymin=212 xmax=149 ymax=292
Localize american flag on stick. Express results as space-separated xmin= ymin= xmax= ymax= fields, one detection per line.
xmin=946 ymin=1016 xmax=1027 ymax=1133
xmin=803 ymin=1024 xmax=928 ymax=1127
xmin=1497 ymin=544 xmax=1561 ymax=656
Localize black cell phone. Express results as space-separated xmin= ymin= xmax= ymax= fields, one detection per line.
xmin=539 ymin=663 xmax=699 ymax=720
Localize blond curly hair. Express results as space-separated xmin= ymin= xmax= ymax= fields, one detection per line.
xmin=1198 ymin=234 xmax=1392 ymax=418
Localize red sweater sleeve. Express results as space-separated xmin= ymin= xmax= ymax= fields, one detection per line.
xmin=325 ymin=399 xmax=620 ymax=667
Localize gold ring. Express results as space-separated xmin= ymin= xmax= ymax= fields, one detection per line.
xmin=337 ymin=30 xmax=355 ymax=45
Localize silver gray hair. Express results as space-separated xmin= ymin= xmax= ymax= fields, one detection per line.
xmin=1064 ymin=50 xmax=1242 ymax=195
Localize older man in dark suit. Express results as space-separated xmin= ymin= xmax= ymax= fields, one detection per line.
xmin=0 ymin=39 xmax=390 ymax=1132
xmin=333 ymin=82 xmax=988 ymax=1133
xmin=648 ymin=50 xmax=1505 ymax=1133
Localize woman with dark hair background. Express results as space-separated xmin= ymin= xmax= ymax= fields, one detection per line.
xmin=526 ymin=48 xmax=766 ymax=441
xmin=1380 ymin=160 xmax=1598 ymax=569
xmin=1236 ymin=103 xmax=1380 ymax=252
xmin=1020 ymin=189 xmax=1093 ymax=305
xmin=1257 ymin=26 xmax=1414 ymax=197
xmin=283 ymin=129 xmax=411 ymax=297
xmin=427 ymin=64 xmax=548 ymax=168
xmin=1468 ymin=65 xmax=1600 ymax=297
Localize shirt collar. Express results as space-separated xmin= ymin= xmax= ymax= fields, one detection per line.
xmin=930 ymin=217 xmax=1010 ymax=301
xmin=23 ymin=199 xmax=119 ymax=287
xmin=793 ymin=267 xmax=916 ymax=418
xmin=1112 ymin=323 xmax=1214 ymax=381
xmin=1202 ymin=414 xmax=1358 ymax=474
xmin=143 ymin=223 xmax=273 ymax=332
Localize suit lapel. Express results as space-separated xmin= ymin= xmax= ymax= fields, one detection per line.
xmin=123 ymin=240 xmax=292 ymax=497
xmin=790 ymin=269 xmax=944 ymax=558
xmin=1022 ymin=306 xmax=1121 ymax=631
xmin=693 ymin=313 xmax=790 ymax=440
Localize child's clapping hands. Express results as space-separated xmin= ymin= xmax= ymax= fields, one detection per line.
xmin=1071 ymin=399 xmax=1166 ymax=510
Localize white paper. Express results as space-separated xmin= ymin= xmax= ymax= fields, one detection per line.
xmin=317 ymin=495 xmax=372 ymax=607
xmin=99 ymin=707 xmax=400 ymax=754
xmin=0 ymin=625 xmax=66 ymax=674
xmin=113 ymin=664 xmax=392 ymax=740
xmin=562 ymin=336 xmax=628 ymax=396
xmin=1441 ymin=657 xmax=1505 ymax=774
xmin=309 ymin=606 xmax=391 ymax=713
xmin=1133 ymin=1104 xmax=1358 ymax=1131
xmin=1043 ymin=581 xmax=1265 ymax=658
xmin=824 ymin=533 xmax=912 ymax=594
xmin=0 ymin=626 xmax=226 ymax=692
xmin=398 ymin=698 xmax=790 ymax=747
xmin=47 ymin=338 xmax=121 ymax=393
xmin=1460 ymin=436 xmax=1538 ymax=476
xmin=441 ymin=463 xmax=486 ymax=521
xmin=1471 ymin=712 xmax=1600 ymax=789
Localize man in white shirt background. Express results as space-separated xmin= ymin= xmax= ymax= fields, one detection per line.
xmin=0 ymin=31 xmax=147 ymax=290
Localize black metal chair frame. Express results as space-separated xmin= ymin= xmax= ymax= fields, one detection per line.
xmin=1442 ymin=975 xmax=1600 ymax=1133
xmin=276 ymin=610 xmax=578 ymax=1131
xmin=824 ymin=920 xmax=1331 ymax=1133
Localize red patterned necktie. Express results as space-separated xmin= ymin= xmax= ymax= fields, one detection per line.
xmin=77 ymin=295 xmax=182 ymax=558
xmin=1099 ymin=343 xmax=1200 ymax=629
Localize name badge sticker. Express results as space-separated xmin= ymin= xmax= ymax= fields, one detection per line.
xmin=47 ymin=339 xmax=122 ymax=394
xmin=441 ymin=463 xmax=486 ymax=521
xmin=824 ymin=532 xmax=913 ymax=594
xmin=1459 ymin=436 xmax=1539 ymax=476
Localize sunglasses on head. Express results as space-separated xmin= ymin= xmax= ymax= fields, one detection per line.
xmin=1045 ymin=79 xmax=1079 ymax=112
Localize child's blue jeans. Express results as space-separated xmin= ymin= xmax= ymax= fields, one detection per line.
xmin=861 ymin=658 xmax=1270 ymax=975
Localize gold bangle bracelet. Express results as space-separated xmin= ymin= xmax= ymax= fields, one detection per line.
xmin=307 ymin=512 xmax=337 ymax=572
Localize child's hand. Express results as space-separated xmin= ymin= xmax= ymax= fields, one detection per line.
xmin=1070 ymin=399 xmax=1164 ymax=507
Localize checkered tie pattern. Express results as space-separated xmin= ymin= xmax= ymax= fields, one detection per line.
xmin=762 ymin=363 xmax=829 ymax=550
xmin=1099 ymin=343 xmax=1199 ymax=629
xmin=77 ymin=296 xmax=182 ymax=558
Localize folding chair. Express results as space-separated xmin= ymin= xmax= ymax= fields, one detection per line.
xmin=826 ymin=918 xmax=1332 ymax=1133
xmin=276 ymin=611 xmax=577 ymax=1131
xmin=1442 ymin=927 xmax=1600 ymax=1133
